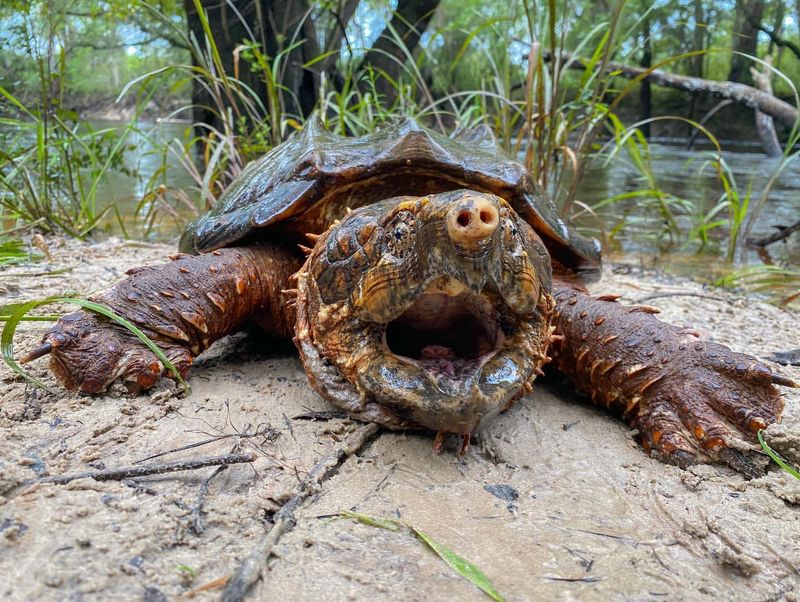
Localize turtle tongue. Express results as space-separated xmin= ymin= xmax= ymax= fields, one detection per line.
xmin=416 ymin=345 xmax=492 ymax=397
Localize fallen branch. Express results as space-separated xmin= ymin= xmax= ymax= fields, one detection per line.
xmin=746 ymin=217 xmax=800 ymax=246
xmin=26 ymin=452 xmax=256 ymax=486
xmin=538 ymin=50 xmax=799 ymax=128
xmin=222 ymin=423 xmax=380 ymax=602
xmin=750 ymin=59 xmax=783 ymax=157
xmin=190 ymin=465 xmax=228 ymax=535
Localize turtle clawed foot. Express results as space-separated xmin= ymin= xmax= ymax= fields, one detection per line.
xmin=27 ymin=309 xmax=192 ymax=394
xmin=633 ymin=342 xmax=785 ymax=480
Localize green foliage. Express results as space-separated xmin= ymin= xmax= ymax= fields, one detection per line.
xmin=717 ymin=265 xmax=800 ymax=306
xmin=1 ymin=0 xmax=798 ymax=300
xmin=758 ymin=430 xmax=800 ymax=480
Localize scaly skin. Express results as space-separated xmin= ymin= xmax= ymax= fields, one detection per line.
xmin=550 ymin=283 xmax=786 ymax=477
xmin=30 ymin=245 xmax=300 ymax=392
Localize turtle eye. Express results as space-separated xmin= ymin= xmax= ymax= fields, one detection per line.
xmin=385 ymin=210 xmax=416 ymax=259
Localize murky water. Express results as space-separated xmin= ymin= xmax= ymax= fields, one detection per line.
xmin=93 ymin=122 xmax=799 ymax=278
xmin=573 ymin=141 xmax=799 ymax=278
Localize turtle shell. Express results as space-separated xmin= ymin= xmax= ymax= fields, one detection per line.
xmin=179 ymin=118 xmax=601 ymax=281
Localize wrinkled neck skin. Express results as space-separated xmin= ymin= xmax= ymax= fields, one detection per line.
xmin=293 ymin=190 xmax=556 ymax=435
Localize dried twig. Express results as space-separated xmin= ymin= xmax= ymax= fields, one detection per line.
xmin=746 ymin=218 xmax=800 ymax=247
xmin=635 ymin=291 xmax=727 ymax=304
xmin=190 ymin=465 xmax=228 ymax=535
xmin=222 ymin=423 xmax=380 ymax=602
xmin=134 ymin=424 xmax=278 ymax=464
xmin=25 ymin=453 xmax=257 ymax=487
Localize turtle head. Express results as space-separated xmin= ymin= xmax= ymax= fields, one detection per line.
xmin=294 ymin=190 xmax=555 ymax=436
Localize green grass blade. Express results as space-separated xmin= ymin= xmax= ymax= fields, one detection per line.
xmin=1 ymin=296 xmax=62 ymax=391
xmin=758 ymin=430 xmax=800 ymax=481
xmin=60 ymin=298 xmax=190 ymax=393
xmin=411 ymin=526 xmax=506 ymax=602
xmin=338 ymin=510 xmax=401 ymax=531
xmin=338 ymin=511 xmax=505 ymax=601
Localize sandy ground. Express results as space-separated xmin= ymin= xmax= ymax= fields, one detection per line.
xmin=1 ymin=237 xmax=799 ymax=601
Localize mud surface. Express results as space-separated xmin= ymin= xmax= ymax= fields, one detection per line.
xmin=1 ymin=238 xmax=799 ymax=601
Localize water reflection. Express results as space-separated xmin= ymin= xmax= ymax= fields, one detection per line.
xmin=92 ymin=119 xmax=195 ymax=236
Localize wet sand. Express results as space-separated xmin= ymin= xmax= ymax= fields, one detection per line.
xmin=1 ymin=237 xmax=799 ymax=601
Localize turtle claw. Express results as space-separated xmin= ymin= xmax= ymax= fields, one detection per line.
xmin=667 ymin=449 xmax=696 ymax=470
xmin=771 ymin=373 xmax=799 ymax=388
xmin=433 ymin=431 xmax=446 ymax=455
xmin=34 ymin=309 xmax=191 ymax=393
xmin=431 ymin=432 xmax=471 ymax=456
xmin=718 ymin=448 xmax=764 ymax=481
xmin=19 ymin=342 xmax=53 ymax=364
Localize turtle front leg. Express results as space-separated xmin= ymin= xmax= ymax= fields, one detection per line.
xmin=549 ymin=282 xmax=794 ymax=477
xmin=22 ymin=244 xmax=301 ymax=393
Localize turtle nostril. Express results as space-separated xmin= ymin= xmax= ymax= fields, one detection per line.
xmin=446 ymin=194 xmax=501 ymax=246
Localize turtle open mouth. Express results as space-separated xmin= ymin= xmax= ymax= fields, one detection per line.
xmin=383 ymin=277 xmax=508 ymax=388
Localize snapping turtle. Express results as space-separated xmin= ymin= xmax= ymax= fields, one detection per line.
xmin=23 ymin=119 xmax=794 ymax=473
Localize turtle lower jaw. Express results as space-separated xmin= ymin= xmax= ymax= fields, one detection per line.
xmin=382 ymin=286 xmax=507 ymax=397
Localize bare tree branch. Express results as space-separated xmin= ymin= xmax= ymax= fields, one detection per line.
xmin=538 ymin=50 xmax=799 ymax=128
xmin=751 ymin=20 xmax=800 ymax=60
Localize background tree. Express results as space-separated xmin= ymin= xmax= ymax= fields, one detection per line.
xmin=728 ymin=0 xmax=767 ymax=84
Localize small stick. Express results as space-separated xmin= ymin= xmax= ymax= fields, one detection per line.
xmin=222 ymin=423 xmax=380 ymax=602
xmin=25 ymin=452 xmax=256 ymax=486
xmin=133 ymin=424 xmax=278 ymax=464
xmin=635 ymin=292 xmax=727 ymax=304
xmin=747 ymin=217 xmax=800 ymax=247
xmin=190 ymin=465 xmax=228 ymax=535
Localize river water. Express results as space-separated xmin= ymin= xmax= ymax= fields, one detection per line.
xmin=99 ymin=121 xmax=799 ymax=280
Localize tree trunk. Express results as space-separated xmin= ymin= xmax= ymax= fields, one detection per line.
xmin=639 ymin=14 xmax=652 ymax=137
xmin=184 ymin=0 xmax=265 ymax=132
xmin=687 ymin=0 xmax=706 ymax=133
xmin=767 ymin=0 xmax=786 ymax=56
xmin=728 ymin=0 xmax=766 ymax=85
xmin=691 ymin=0 xmax=705 ymax=78
xmin=360 ymin=0 xmax=441 ymax=105
xmin=184 ymin=0 xmax=319 ymax=134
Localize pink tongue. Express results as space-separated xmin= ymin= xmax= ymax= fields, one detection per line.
xmin=420 ymin=345 xmax=456 ymax=377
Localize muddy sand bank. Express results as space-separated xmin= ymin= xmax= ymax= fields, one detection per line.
xmin=1 ymin=237 xmax=799 ymax=601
